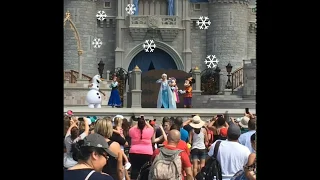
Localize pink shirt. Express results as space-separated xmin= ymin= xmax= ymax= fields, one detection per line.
xmin=129 ymin=126 xmax=154 ymax=155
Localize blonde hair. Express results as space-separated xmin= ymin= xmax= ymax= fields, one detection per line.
xmin=94 ymin=118 xmax=113 ymax=138
xmin=114 ymin=117 xmax=123 ymax=127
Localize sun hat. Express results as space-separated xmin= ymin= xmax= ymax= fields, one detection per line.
xmin=239 ymin=116 xmax=250 ymax=128
xmin=189 ymin=116 xmax=205 ymax=129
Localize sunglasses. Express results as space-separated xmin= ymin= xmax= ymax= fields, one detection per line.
xmin=100 ymin=152 xmax=109 ymax=160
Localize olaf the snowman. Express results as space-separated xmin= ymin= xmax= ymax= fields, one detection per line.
xmin=86 ymin=74 xmax=104 ymax=108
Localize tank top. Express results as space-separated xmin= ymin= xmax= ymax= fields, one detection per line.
xmin=102 ymin=141 xmax=118 ymax=180
xmin=191 ymin=128 xmax=206 ymax=150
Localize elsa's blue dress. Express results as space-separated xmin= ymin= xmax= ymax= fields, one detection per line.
xmin=156 ymin=79 xmax=177 ymax=109
xmin=108 ymin=81 xmax=122 ymax=107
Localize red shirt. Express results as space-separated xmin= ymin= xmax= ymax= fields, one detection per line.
xmin=163 ymin=140 xmax=190 ymax=156
xmin=152 ymin=145 xmax=192 ymax=180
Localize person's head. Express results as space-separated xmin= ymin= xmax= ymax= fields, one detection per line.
xmin=173 ymin=117 xmax=183 ymax=128
xmin=112 ymin=75 xmax=117 ymax=81
xmin=227 ymin=124 xmax=241 ymax=141
xmin=72 ymin=133 xmax=116 ymax=172
xmin=162 ymin=117 xmax=171 ymax=133
xmin=113 ymin=117 xmax=123 ymax=128
xmin=137 ymin=117 xmax=146 ymax=139
xmin=189 ymin=116 xmax=205 ymax=134
xmin=170 ymin=124 xmax=181 ymax=131
xmin=161 ymin=73 xmax=167 ymax=80
xmin=94 ymin=118 xmax=113 ymax=138
xmin=251 ymin=133 xmax=256 ymax=151
xmin=216 ymin=117 xmax=226 ymax=127
xmin=64 ymin=117 xmax=70 ymax=136
xmin=248 ymin=119 xmax=256 ymax=130
xmin=167 ymin=130 xmax=181 ymax=145
xmin=70 ymin=126 xmax=79 ymax=141
xmin=238 ymin=116 xmax=250 ymax=129
xmin=122 ymin=118 xmax=130 ymax=136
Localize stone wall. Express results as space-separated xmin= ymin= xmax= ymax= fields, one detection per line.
xmin=242 ymin=59 xmax=256 ymax=99
xmin=64 ymin=0 xmax=98 ymax=77
xmin=96 ymin=0 xmax=117 ymax=78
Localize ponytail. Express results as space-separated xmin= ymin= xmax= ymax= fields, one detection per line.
xmin=137 ymin=118 xmax=146 ymax=139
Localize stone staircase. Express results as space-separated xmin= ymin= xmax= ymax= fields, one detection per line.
xmin=193 ymin=91 xmax=255 ymax=109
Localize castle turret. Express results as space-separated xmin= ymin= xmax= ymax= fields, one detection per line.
xmin=206 ymin=0 xmax=249 ymax=74
xmin=64 ymin=0 xmax=98 ymax=77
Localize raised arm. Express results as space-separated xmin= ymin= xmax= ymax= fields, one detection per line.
xmin=156 ymin=79 xmax=162 ymax=83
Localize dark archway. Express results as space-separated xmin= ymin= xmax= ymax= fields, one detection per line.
xmin=128 ymin=48 xmax=177 ymax=72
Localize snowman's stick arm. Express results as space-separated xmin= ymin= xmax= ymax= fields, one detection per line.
xmin=99 ymin=89 xmax=105 ymax=96
xmin=88 ymin=84 xmax=93 ymax=88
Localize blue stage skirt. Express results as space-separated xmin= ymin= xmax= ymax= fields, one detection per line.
xmin=108 ymin=89 xmax=122 ymax=107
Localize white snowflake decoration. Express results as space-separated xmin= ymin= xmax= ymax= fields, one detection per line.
xmin=96 ymin=11 xmax=107 ymax=21
xmin=196 ymin=16 xmax=211 ymax=30
xmin=204 ymin=55 xmax=219 ymax=68
xmin=125 ymin=4 xmax=136 ymax=15
xmin=92 ymin=38 xmax=102 ymax=48
xmin=142 ymin=40 xmax=156 ymax=52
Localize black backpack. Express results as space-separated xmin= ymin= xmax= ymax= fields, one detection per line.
xmin=136 ymin=161 xmax=152 ymax=180
xmin=195 ymin=141 xmax=222 ymax=180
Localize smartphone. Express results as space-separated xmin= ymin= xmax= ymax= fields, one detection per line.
xmin=245 ymin=108 xmax=250 ymax=114
xmin=191 ymin=114 xmax=196 ymax=118
xmin=78 ymin=117 xmax=84 ymax=121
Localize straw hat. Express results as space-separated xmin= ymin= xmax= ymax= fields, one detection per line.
xmin=189 ymin=116 xmax=205 ymax=129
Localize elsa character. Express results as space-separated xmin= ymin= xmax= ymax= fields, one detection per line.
xmin=156 ymin=74 xmax=177 ymax=109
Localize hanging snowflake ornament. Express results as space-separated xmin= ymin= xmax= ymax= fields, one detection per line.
xmin=92 ymin=38 xmax=102 ymax=48
xmin=196 ymin=16 xmax=211 ymax=29
xmin=142 ymin=40 xmax=156 ymax=52
xmin=125 ymin=4 xmax=136 ymax=15
xmin=204 ymin=55 xmax=219 ymax=68
xmin=96 ymin=11 xmax=107 ymax=21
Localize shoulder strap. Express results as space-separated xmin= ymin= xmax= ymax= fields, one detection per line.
xmin=213 ymin=141 xmax=222 ymax=159
xmin=85 ymin=170 xmax=95 ymax=180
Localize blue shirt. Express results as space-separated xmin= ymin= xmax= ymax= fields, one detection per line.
xmin=180 ymin=128 xmax=189 ymax=142
xmin=64 ymin=169 xmax=114 ymax=180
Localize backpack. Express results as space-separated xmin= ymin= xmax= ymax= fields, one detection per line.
xmin=148 ymin=148 xmax=183 ymax=180
xmin=137 ymin=161 xmax=152 ymax=180
xmin=195 ymin=141 xmax=222 ymax=180
xmin=230 ymin=170 xmax=247 ymax=180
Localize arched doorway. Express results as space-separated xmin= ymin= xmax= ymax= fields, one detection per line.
xmin=128 ymin=48 xmax=177 ymax=72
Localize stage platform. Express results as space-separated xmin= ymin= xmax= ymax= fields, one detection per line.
xmin=64 ymin=107 xmax=256 ymax=120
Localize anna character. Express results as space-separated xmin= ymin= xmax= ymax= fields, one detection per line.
xmin=108 ymin=75 xmax=122 ymax=108
xmin=179 ymin=77 xmax=195 ymax=108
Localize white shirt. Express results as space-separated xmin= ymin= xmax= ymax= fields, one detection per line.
xmin=208 ymin=140 xmax=251 ymax=180
xmin=238 ymin=130 xmax=256 ymax=153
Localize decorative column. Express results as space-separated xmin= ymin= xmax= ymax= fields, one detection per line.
xmin=115 ymin=0 xmax=126 ymax=68
xmin=129 ymin=66 xmax=142 ymax=108
xmin=192 ymin=66 xmax=202 ymax=95
xmin=175 ymin=0 xmax=178 ymax=16
xmin=182 ymin=0 xmax=192 ymax=71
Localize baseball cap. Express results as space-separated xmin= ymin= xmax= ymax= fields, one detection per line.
xmin=227 ymin=124 xmax=241 ymax=138
xmin=82 ymin=133 xmax=117 ymax=158
xmin=65 ymin=110 xmax=74 ymax=117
